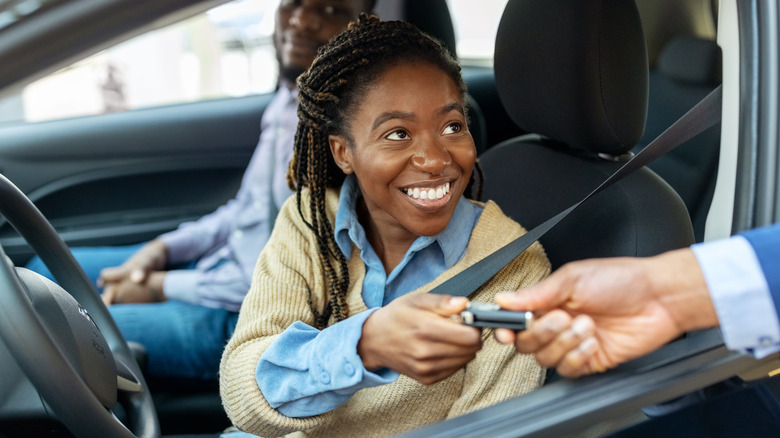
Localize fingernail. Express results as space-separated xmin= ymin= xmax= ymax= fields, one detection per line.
xmin=494 ymin=329 xmax=511 ymax=344
xmin=542 ymin=316 xmax=567 ymax=332
xmin=572 ymin=318 xmax=592 ymax=336
xmin=130 ymin=270 xmax=144 ymax=283
xmin=449 ymin=296 xmax=468 ymax=306
xmin=579 ymin=337 xmax=597 ymax=354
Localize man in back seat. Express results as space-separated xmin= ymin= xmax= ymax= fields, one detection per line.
xmin=26 ymin=0 xmax=376 ymax=382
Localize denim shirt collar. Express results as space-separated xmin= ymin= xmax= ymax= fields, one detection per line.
xmin=334 ymin=175 xmax=477 ymax=269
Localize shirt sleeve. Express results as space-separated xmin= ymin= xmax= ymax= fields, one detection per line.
xmin=162 ymin=267 xmax=250 ymax=311
xmin=692 ymin=234 xmax=780 ymax=357
xmin=158 ymin=87 xmax=295 ymax=266
xmin=256 ymin=308 xmax=399 ymax=418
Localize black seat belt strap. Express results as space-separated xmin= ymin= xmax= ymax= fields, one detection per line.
xmin=430 ymin=85 xmax=723 ymax=297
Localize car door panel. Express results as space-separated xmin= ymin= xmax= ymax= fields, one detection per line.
xmin=0 ymin=93 xmax=273 ymax=265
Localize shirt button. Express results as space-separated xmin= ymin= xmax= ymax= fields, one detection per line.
xmin=344 ymin=362 xmax=355 ymax=376
xmin=254 ymin=201 xmax=263 ymax=210
xmin=320 ymin=371 xmax=331 ymax=385
xmin=232 ymin=229 xmax=243 ymax=239
xmin=759 ymin=336 xmax=774 ymax=347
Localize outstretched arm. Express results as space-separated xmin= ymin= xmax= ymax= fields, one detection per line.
xmin=494 ymin=248 xmax=718 ymax=378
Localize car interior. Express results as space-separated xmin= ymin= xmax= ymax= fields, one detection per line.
xmin=1 ymin=0 xmax=778 ymax=437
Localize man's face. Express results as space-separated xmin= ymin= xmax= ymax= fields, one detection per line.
xmin=275 ymin=0 xmax=367 ymax=82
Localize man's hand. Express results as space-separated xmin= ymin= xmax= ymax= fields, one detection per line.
xmin=98 ymin=239 xmax=169 ymax=306
xmin=98 ymin=238 xmax=169 ymax=289
xmin=493 ymin=249 xmax=717 ymax=378
xmin=358 ymin=294 xmax=482 ymax=385
xmin=101 ymin=271 xmax=167 ymax=305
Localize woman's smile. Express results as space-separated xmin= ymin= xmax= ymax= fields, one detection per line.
xmin=400 ymin=180 xmax=453 ymax=210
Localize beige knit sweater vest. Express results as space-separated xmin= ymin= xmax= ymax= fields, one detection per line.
xmin=220 ymin=189 xmax=550 ymax=437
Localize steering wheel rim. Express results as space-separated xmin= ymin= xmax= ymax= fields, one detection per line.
xmin=0 ymin=173 xmax=159 ymax=438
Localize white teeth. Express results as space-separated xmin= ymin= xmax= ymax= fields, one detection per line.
xmin=404 ymin=182 xmax=451 ymax=201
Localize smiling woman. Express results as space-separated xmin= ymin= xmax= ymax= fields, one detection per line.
xmin=219 ymin=15 xmax=550 ymax=438
xmin=328 ymin=63 xmax=476 ymax=265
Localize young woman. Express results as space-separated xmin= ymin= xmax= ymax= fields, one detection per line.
xmin=220 ymin=15 xmax=550 ymax=437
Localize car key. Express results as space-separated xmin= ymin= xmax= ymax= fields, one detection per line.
xmin=461 ymin=302 xmax=532 ymax=330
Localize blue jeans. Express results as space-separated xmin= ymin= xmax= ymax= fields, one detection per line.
xmin=26 ymin=243 xmax=146 ymax=292
xmin=26 ymin=245 xmax=239 ymax=380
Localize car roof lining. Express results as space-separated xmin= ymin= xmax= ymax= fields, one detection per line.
xmin=0 ymin=0 xmax=226 ymax=98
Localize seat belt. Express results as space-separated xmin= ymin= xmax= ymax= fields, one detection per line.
xmin=430 ymin=85 xmax=723 ymax=297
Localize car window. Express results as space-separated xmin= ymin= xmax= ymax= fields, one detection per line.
xmin=0 ymin=0 xmax=279 ymax=125
xmin=0 ymin=0 xmax=507 ymax=126
xmin=0 ymin=0 xmax=65 ymax=30
xmin=447 ymin=0 xmax=508 ymax=66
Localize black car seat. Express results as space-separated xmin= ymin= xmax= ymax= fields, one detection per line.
xmin=634 ymin=36 xmax=722 ymax=242
xmin=481 ymin=0 xmax=694 ymax=271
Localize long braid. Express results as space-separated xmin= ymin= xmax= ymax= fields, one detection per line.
xmin=288 ymin=14 xmax=473 ymax=328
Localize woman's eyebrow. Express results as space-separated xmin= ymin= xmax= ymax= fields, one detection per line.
xmin=371 ymin=103 xmax=465 ymax=131
xmin=371 ymin=111 xmax=415 ymax=131
xmin=439 ymin=102 xmax=465 ymax=117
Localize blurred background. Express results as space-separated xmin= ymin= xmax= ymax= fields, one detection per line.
xmin=0 ymin=0 xmax=508 ymax=125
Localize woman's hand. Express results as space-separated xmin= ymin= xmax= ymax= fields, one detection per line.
xmin=357 ymin=294 xmax=482 ymax=385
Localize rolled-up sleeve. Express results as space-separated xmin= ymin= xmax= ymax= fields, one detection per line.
xmin=256 ymin=309 xmax=398 ymax=418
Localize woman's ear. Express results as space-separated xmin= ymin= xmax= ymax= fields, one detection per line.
xmin=329 ymin=134 xmax=354 ymax=174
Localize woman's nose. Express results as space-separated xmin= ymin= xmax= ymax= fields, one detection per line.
xmin=411 ymin=140 xmax=452 ymax=174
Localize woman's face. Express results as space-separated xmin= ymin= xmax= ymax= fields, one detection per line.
xmin=329 ymin=62 xmax=476 ymax=244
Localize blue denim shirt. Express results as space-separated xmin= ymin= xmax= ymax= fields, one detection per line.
xmin=256 ymin=175 xmax=482 ymax=417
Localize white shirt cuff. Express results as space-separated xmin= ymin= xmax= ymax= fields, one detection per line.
xmin=692 ymin=236 xmax=780 ymax=357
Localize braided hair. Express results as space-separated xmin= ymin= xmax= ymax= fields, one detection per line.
xmin=288 ymin=14 xmax=482 ymax=328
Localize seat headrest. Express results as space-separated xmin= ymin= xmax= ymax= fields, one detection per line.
xmin=658 ymin=36 xmax=721 ymax=86
xmin=374 ymin=0 xmax=457 ymax=58
xmin=494 ymin=0 xmax=648 ymax=155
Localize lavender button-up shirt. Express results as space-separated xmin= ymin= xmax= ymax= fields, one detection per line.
xmin=159 ymin=84 xmax=299 ymax=312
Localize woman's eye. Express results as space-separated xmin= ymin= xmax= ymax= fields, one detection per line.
xmin=443 ymin=122 xmax=463 ymax=135
xmin=386 ymin=130 xmax=409 ymax=140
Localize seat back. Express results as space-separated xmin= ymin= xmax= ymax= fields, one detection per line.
xmin=635 ymin=36 xmax=722 ymax=242
xmin=482 ymin=0 xmax=694 ymax=270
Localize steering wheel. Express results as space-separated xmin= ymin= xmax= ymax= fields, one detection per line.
xmin=0 ymin=174 xmax=159 ymax=438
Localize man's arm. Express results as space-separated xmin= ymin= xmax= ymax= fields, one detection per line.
xmin=495 ymin=223 xmax=780 ymax=377
xmin=494 ymin=249 xmax=716 ymax=377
